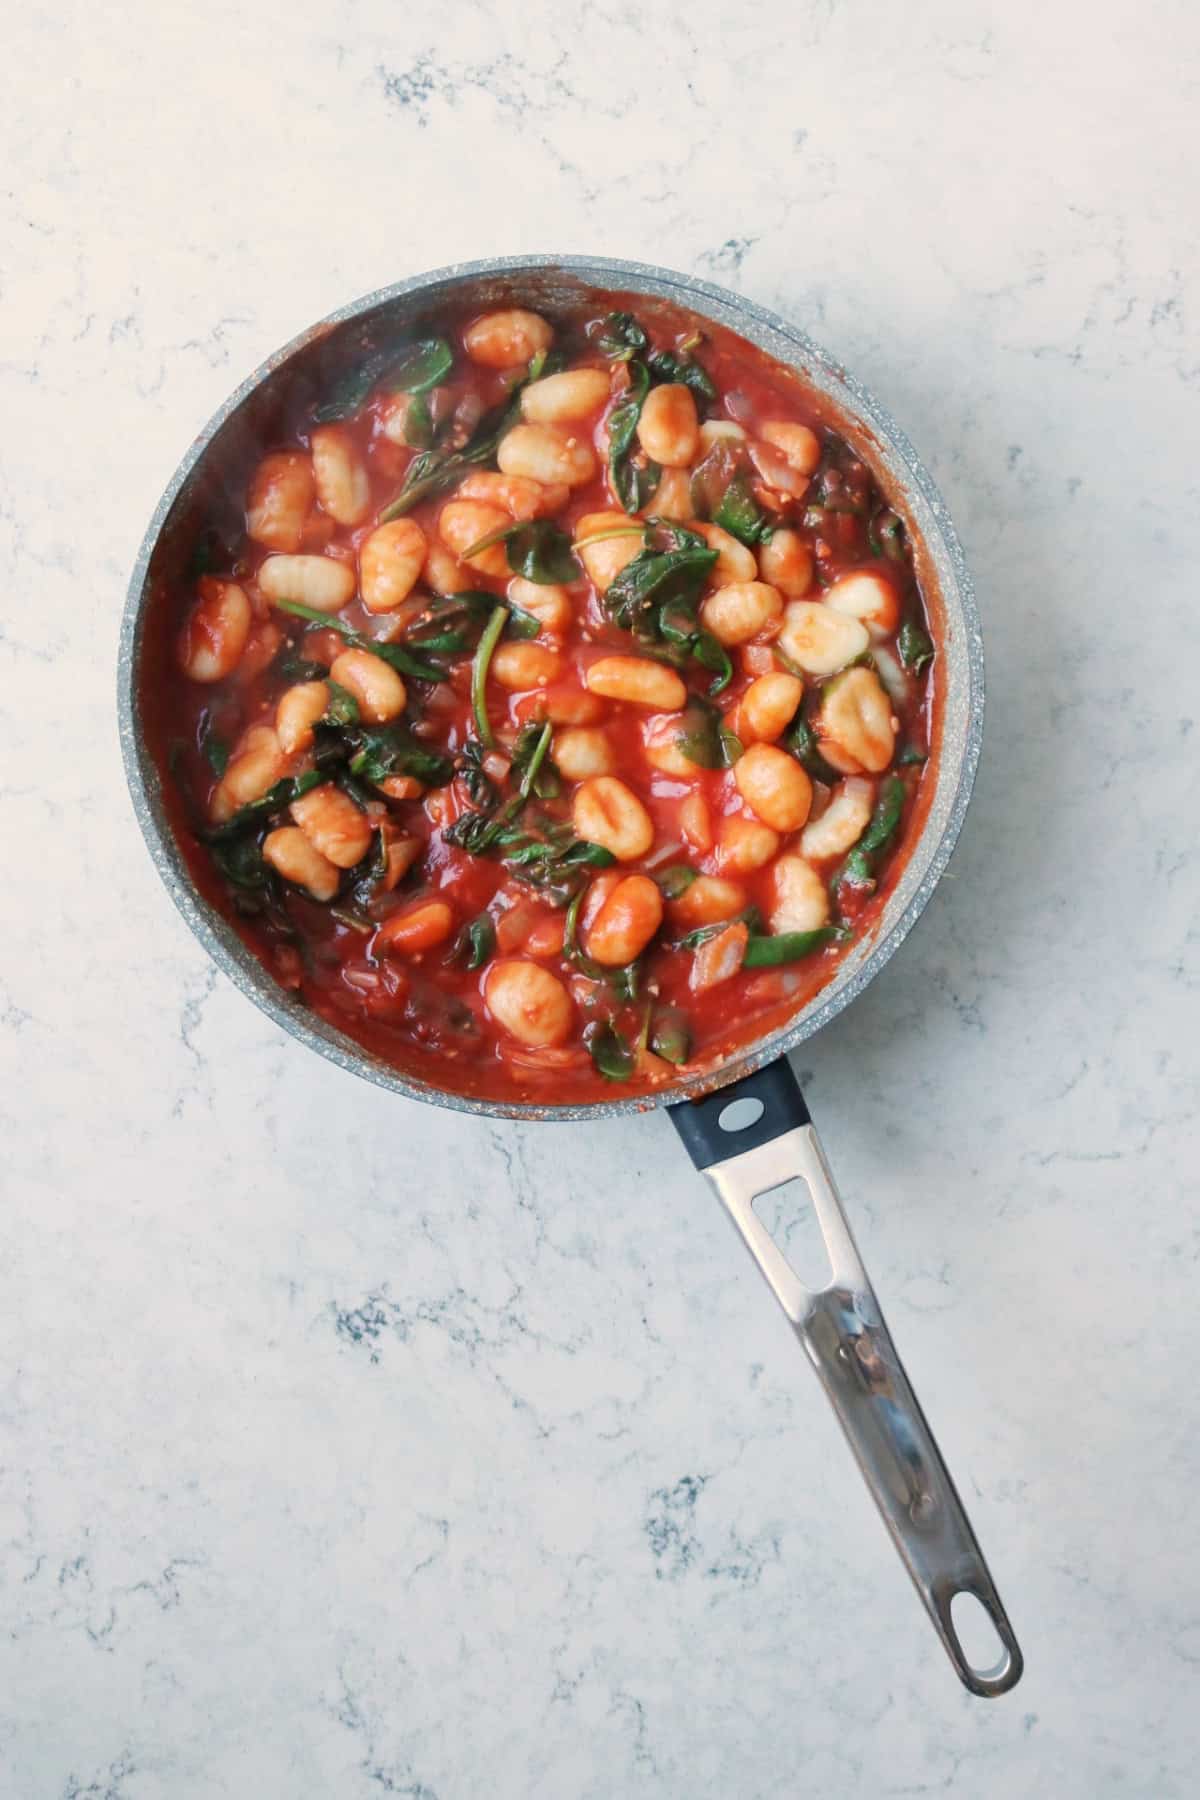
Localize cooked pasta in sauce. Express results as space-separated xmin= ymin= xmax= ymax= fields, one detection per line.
xmin=149 ymin=295 xmax=938 ymax=1104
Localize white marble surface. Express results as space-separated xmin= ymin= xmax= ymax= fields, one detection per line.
xmin=3 ymin=1 xmax=1199 ymax=1793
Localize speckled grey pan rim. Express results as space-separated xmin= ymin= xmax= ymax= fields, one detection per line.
xmin=118 ymin=255 xmax=984 ymax=1122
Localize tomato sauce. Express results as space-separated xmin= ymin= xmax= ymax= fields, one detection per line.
xmin=141 ymin=293 xmax=939 ymax=1106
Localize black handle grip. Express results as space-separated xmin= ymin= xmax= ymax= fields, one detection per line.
xmin=668 ymin=1057 xmax=811 ymax=1170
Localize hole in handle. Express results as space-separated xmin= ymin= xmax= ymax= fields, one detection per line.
xmin=718 ymin=1096 xmax=765 ymax=1133
xmin=949 ymin=1590 xmax=1012 ymax=1683
xmin=751 ymin=1176 xmax=834 ymax=1294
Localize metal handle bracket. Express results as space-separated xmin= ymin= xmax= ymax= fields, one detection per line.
xmin=670 ymin=1062 xmax=1023 ymax=1697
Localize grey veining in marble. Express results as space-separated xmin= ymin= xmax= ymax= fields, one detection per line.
xmin=3 ymin=3 xmax=1199 ymax=1796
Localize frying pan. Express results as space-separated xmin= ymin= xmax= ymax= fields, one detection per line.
xmin=118 ymin=256 xmax=1022 ymax=1696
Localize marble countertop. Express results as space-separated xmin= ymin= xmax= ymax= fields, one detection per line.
xmin=4 ymin=2 xmax=1198 ymax=1794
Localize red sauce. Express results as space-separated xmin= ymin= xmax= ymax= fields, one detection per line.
xmin=141 ymin=294 xmax=940 ymax=1106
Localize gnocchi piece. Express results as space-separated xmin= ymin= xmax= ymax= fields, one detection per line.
xmin=777 ymin=600 xmax=869 ymax=676
xmin=507 ymin=576 xmax=572 ymax=636
xmin=210 ymin=724 xmax=287 ymax=824
xmin=583 ymin=875 xmax=664 ymax=966
xmin=464 ymin=309 xmax=554 ymax=370
xmin=574 ymin=512 xmax=644 ymax=591
xmin=670 ymin=875 xmax=747 ymax=928
xmin=585 ymin=656 xmax=687 ymax=712
xmin=246 ymin=451 xmax=316 ymax=551
xmin=553 ymin=727 xmax=615 ymax=780
xmin=177 ymin=578 xmax=251 ymax=682
xmin=359 ymin=520 xmax=427 ymax=613
xmin=572 ymin=777 xmax=655 ymax=862
xmin=758 ymin=528 xmax=814 ymax=599
xmin=491 ymin=642 xmax=563 ymax=691
xmin=699 ymin=581 xmax=783 ymax=647
xmin=484 ymin=959 xmax=573 ymax=1047
xmin=642 ymin=714 xmax=706 ymax=777
xmin=680 ymin=792 xmax=713 ymax=852
xmin=423 ymin=540 xmax=471 ymax=596
xmin=290 ymin=783 xmax=373 ymax=868
xmin=760 ymin=421 xmax=822 ymax=474
xmin=457 ymin=470 xmax=569 ymax=520
xmin=636 ymin=383 xmax=699 ymax=467
xmin=716 ymin=816 xmax=781 ymax=875
xmin=644 ymin=467 xmax=692 ymax=521
xmin=519 ymin=683 xmax=604 ymax=726
xmin=694 ymin=522 xmax=758 ymax=587
xmin=737 ymin=671 xmax=804 ymax=744
xmin=380 ymin=829 xmax=423 ymax=890
xmin=438 ymin=499 xmax=511 ymax=579
xmin=275 ymin=680 xmax=330 ymax=754
xmin=374 ymin=899 xmax=455 ymax=956
xmin=769 ymin=855 xmax=831 ymax=934
xmin=800 ymin=777 xmax=876 ymax=861
xmin=521 ymin=367 xmax=610 ymax=424
xmin=690 ymin=921 xmax=749 ymax=993
xmin=329 ymin=648 xmax=407 ymax=723
xmin=733 ymin=742 xmax=814 ymax=833
xmin=498 ymin=423 xmax=596 ymax=488
xmin=824 ymin=570 xmax=901 ymax=641
xmin=262 ymin=826 xmax=340 ymax=901
xmin=310 ymin=425 xmax=370 ymax=526
xmin=258 ymin=554 xmax=357 ymax=614
xmin=815 ymin=667 xmax=897 ymax=774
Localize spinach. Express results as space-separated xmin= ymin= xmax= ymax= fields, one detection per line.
xmin=273 ymin=599 xmax=447 ymax=683
xmin=674 ymin=695 xmax=741 ymax=769
xmin=898 ymin=619 xmax=934 ymax=674
xmin=211 ymin=833 xmax=268 ymax=889
xmin=379 ymin=350 xmax=545 ymax=519
xmin=462 ymin=519 xmax=580 ymax=585
xmin=593 ymin=312 xmax=648 ymax=360
xmin=511 ymin=721 xmax=559 ymax=800
xmin=782 ymin=704 xmax=840 ymax=783
xmin=689 ymin=630 xmax=733 ymax=696
xmin=649 ymin=1009 xmax=691 ymax=1065
xmin=449 ymin=912 xmax=496 ymax=971
xmin=322 ymin=680 xmax=360 ymax=727
xmin=384 ymin=337 xmax=453 ymax=394
xmin=586 ymin=1019 xmax=637 ymax=1081
xmin=653 ymin=865 xmax=698 ymax=900
xmin=201 ymin=722 xmax=229 ymax=776
xmin=713 ymin=472 xmax=766 ymax=546
xmin=689 ymin=439 xmax=741 ymax=519
xmin=276 ymin=651 xmax=330 ymax=684
xmin=742 ymin=927 xmax=844 ymax=968
xmin=869 ymin=508 xmax=906 ymax=562
xmin=311 ymin=338 xmax=454 ymax=423
xmin=348 ymin=726 xmax=454 ymax=788
xmin=455 ymin=740 xmax=500 ymax=813
xmin=669 ymin=908 xmax=761 ymax=951
xmin=603 ymin=521 xmax=718 ymax=641
xmin=445 ymin=809 xmax=614 ymax=906
xmin=897 ymin=739 xmax=928 ymax=767
xmin=834 ymin=776 xmax=906 ymax=904
xmin=399 ymin=392 xmax=434 ymax=448
xmin=606 ymin=358 xmax=656 ymax=516
xmin=310 ymin=347 xmax=395 ymax=423
xmin=205 ymin=770 xmax=324 ymax=842
xmin=645 ymin=346 xmax=717 ymax=404
xmin=471 ymin=604 xmax=509 ymax=747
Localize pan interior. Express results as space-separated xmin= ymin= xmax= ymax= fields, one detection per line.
xmin=118 ymin=256 xmax=983 ymax=1122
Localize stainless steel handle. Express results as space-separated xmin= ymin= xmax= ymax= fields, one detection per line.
xmin=670 ymin=1061 xmax=1023 ymax=1697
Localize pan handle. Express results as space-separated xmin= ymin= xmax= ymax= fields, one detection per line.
xmin=669 ymin=1058 xmax=1023 ymax=1697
